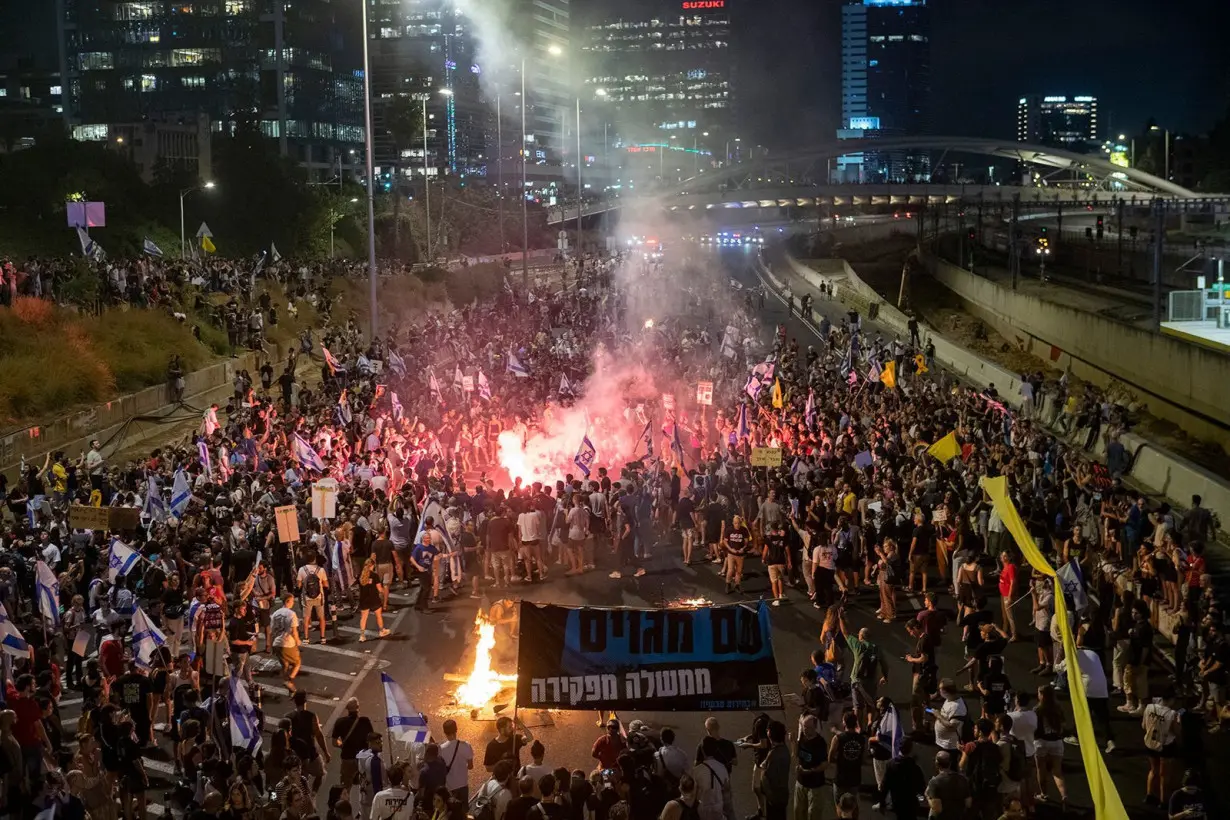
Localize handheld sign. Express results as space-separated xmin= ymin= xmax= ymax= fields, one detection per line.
xmin=696 ymin=381 xmax=714 ymax=406
xmin=274 ymin=505 xmax=300 ymax=543
xmin=750 ymin=447 xmax=783 ymax=468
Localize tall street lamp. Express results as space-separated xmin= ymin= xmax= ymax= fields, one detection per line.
xmin=520 ymin=56 xmax=529 ymax=287
xmin=360 ymin=0 xmax=379 ymax=338
xmin=179 ymin=181 xmax=215 ymax=258
xmin=426 ymin=87 xmax=453 ymax=261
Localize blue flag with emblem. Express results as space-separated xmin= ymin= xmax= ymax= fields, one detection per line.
xmin=293 ymin=434 xmax=326 ymax=473
xmin=228 ymin=674 xmax=263 ymax=752
xmin=573 ymin=435 xmax=597 ymax=478
xmin=144 ymin=476 xmax=167 ymax=523
xmin=198 ymin=439 xmax=212 ymax=478
xmin=1057 ymin=558 xmax=1089 ymax=614
xmin=478 ymin=370 xmax=492 ymax=400
xmin=107 ymin=538 xmax=142 ymax=582
xmin=381 ymin=672 xmax=431 ymax=743
xmin=142 ymin=238 xmax=164 ymax=258
xmin=171 ymin=469 xmax=192 ymax=516
xmin=35 ymin=561 xmax=59 ymax=628
xmin=737 ymin=403 xmax=750 ymax=440
xmin=387 ymin=349 xmax=407 ymax=379
xmin=0 ymin=603 xmax=28 ymax=658
xmin=507 ymin=348 xmax=529 ymax=378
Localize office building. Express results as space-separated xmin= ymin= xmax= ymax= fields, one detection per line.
xmin=367 ymin=0 xmax=484 ymax=182
xmin=1016 ymin=94 xmax=1098 ymax=148
xmin=58 ymin=0 xmax=364 ymax=179
xmin=836 ymin=0 xmax=931 ymax=183
xmin=581 ymin=0 xmax=733 ymax=188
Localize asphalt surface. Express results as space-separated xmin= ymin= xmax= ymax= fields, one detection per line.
xmin=65 ymin=247 xmax=1215 ymax=819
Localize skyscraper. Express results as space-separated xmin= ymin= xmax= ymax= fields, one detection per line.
xmin=1016 ymin=94 xmax=1099 ymax=148
xmin=836 ymin=0 xmax=930 ymax=182
xmin=57 ymin=0 xmax=364 ymax=178
xmin=582 ymin=0 xmax=734 ymax=185
xmin=367 ymin=0 xmax=484 ymax=181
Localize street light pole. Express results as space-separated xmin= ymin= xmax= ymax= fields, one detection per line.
xmin=423 ymin=94 xmax=431 ymax=262
xmin=179 ymin=182 xmax=214 ymax=258
xmin=575 ymin=96 xmax=582 ymax=260
xmin=521 ymin=56 xmax=529 ymax=288
xmin=360 ymin=0 xmax=379 ymax=339
xmin=497 ymin=94 xmax=504 ymax=253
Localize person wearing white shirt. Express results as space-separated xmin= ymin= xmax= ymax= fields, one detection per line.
xmin=472 ymin=762 xmax=516 ymax=820
xmin=368 ymin=763 xmax=414 ymax=820
xmin=933 ymin=680 xmax=968 ymax=751
xmin=1058 ymin=642 xmax=1114 ymax=753
xmin=40 ymin=541 xmax=61 ymax=567
xmin=439 ymin=719 xmax=475 ymax=804
xmin=355 ymin=733 xmax=387 ymax=820
xmin=655 ymin=728 xmax=691 ymax=783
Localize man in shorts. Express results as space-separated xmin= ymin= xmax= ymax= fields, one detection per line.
xmin=296 ymin=553 xmax=330 ymax=644
xmin=486 ymin=506 xmax=516 ymax=588
xmin=270 ymin=593 xmax=302 ymax=690
xmin=371 ymin=527 xmax=397 ymax=608
xmin=676 ymin=490 xmax=699 ymax=566
xmin=516 ymin=504 xmax=545 ymax=582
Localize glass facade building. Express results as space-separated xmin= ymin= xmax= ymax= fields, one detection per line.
xmin=58 ymin=0 xmax=364 ymax=176
xmin=837 ymin=0 xmax=930 ymax=183
xmin=1017 ymin=94 xmax=1099 ymax=148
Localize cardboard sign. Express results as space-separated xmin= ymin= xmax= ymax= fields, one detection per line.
xmin=109 ymin=507 xmax=142 ymax=532
xmin=662 ymin=393 xmax=675 ymax=411
xmin=696 ymin=381 xmax=714 ymax=406
xmin=311 ymin=478 xmax=339 ymax=520
xmin=462 ymin=375 xmax=475 ymax=393
xmin=69 ymin=505 xmax=110 ymax=531
xmin=750 ymin=447 xmax=783 ymax=468
xmin=274 ymin=505 xmax=301 ymax=543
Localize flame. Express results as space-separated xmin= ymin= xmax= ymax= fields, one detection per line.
xmin=675 ymin=597 xmax=712 ymax=608
xmin=644 ymin=318 xmax=655 ymax=329
xmin=456 ymin=614 xmax=516 ymax=708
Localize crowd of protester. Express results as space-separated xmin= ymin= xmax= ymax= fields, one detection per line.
xmin=0 ymin=239 xmax=1221 ymax=820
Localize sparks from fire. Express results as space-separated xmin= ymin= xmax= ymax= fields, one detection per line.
xmin=455 ymin=613 xmax=517 ymax=708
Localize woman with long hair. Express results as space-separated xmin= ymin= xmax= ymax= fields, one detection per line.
xmin=356 ymin=556 xmax=390 ymax=642
xmin=820 ymin=605 xmax=846 ymax=672
xmin=1033 ymin=685 xmax=1067 ymax=805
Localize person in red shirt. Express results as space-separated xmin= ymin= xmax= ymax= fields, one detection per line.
xmin=99 ymin=622 xmax=126 ymax=680
xmin=1184 ymin=542 xmax=1206 ymax=616
xmin=6 ymin=673 xmax=52 ymax=781
xmin=999 ymin=551 xmax=1021 ymax=641
xmin=591 ymin=719 xmax=627 ymax=771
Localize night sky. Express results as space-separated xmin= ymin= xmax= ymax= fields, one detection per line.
xmin=3 ymin=0 xmax=1226 ymax=149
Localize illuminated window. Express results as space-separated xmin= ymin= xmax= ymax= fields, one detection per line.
xmin=113 ymin=2 xmax=156 ymax=20
xmin=141 ymin=74 xmax=158 ymax=91
xmin=0 ymin=89 xmax=5 ymax=97
xmin=73 ymin=124 xmax=109 ymax=141
xmin=182 ymin=76 xmax=205 ymax=87
xmin=171 ymin=48 xmax=220 ymax=66
xmin=50 ymin=85 xmax=62 ymax=96
xmin=79 ymin=52 xmax=115 ymax=71
xmin=225 ymin=0 xmax=249 ymax=12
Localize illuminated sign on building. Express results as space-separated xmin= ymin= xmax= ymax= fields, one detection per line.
xmin=682 ymin=0 xmax=725 ymax=9
xmin=848 ymin=116 xmax=881 ymax=130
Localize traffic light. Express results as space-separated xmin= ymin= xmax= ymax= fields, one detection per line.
xmin=1096 ymin=215 xmax=1104 ymax=240
xmin=967 ymin=228 xmax=976 ymax=241
xmin=1040 ymin=226 xmax=1048 ymax=238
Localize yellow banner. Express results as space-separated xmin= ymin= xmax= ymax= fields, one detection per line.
xmin=927 ymin=431 xmax=961 ymax=464
xmin=981 ymin=476 xmax=1127 ymax=820
xmin=880 ymin=360 xmax=897 ymax=389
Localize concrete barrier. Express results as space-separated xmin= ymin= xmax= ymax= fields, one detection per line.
xmin=0 ymin=344 xmax=283 ymax=481
xmin=920 ymin=252 xmax=1230 ymax=448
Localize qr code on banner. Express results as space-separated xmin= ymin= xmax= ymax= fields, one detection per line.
xmin=758 ymin=685 xmax=783 ymax=708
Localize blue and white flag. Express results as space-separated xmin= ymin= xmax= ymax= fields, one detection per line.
xmin=428 ymin=370 xmax=443 ymax=403
xmin=414 ymin=498 xmax=453 ymax=551
xmin=0 ymin=603 xmax=29 ymax=659
xmin=330 ymin=536 xmax=354 ymax=594
xmin=130 ymin=606 xmax=166 ymax=669
xmin=559 ymin=374 xmax=574 ymax=398
xmin=228 ymin=675 xmax=263 ymax=752
xmin=294 ymin=434 xmax=326 ymax=473
xmin=506 ymin=348 xmax=529 ymax=378
xmin=107 ymin=539 xmax=142 ymax=583
xmin=143 ymin=476 xmax=168 ymax=523
xmin=804 ymin=389 xmax=816 ymax=429
xmin=75 ymin=226 xmax=105 ymax=262
xmin=1057 ymin=558 xmax=1089 ymax=613
xmin=271 ymin=242 xmax=282 ymax=263
xmin=170 ymin=469 xmax=192 ymax=516
xmin=477 ymin=370 xmax=492 ymax=401
xmin=574 ymin=435 xmax=597 ymax=478
xmin=381 ymin=672 xmax=431 ymax=743
xmin=142 ymin=237 xmax=164 ymax=258
xmin=671 ymin=424 xmax=686 ymax=467
xmin=35 ymin=561 xmax=60 ymax=628
xmin=387 ymin=349 xmax=407 ymax=379
xmin=336 ymin=390 xmax=353 ymax=427
xmin=736 ymin=403 xmax=750 ymax=440
xmin=745 ymin=361 xmax=775 ymax=400
xmin=453 ymin=366 xmax=464 ymax=391
xmin=198 ymin=439 xmax=212 ymax=478
xmin=878 ymin=703 xmax=905 ymax=760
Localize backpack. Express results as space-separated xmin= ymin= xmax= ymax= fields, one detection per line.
xmin=965 ymin=742 xmax=1002 ymax=795
xmin=1143 ymin=705 xmax=1174 ymax=752
xmin=1003 ymin=736 xmax=1026 ymax=783
xmin=302 ymin=569 xmax=322 ymax=599
xmin=473 ymin=783 xmax=509 ymax=820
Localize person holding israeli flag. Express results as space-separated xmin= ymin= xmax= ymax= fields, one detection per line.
xmin=130 ymin=606 xmax=166 ymax=669
xmin=107 ymin=538 xmax=142 ymax=583
xmin=35 ymin=560 xmax=60 ymax=628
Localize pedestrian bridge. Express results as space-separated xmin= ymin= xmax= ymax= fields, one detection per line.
xmin=547 ymin=135 xmax=1220 ymax=226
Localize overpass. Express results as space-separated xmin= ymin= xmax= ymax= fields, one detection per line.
xmin=547 ymin=135 xmax=1223 ymax=226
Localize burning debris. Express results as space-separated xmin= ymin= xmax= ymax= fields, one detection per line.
xmin=670 ymin=597 xmax=713 ymax=608
xmin=454 ymin=613 xmax=517 ymax=709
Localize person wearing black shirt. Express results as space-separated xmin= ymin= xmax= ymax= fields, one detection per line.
xmin=875 ymin=738 xmax=927 ymax=820
xmin=977 ymin=656 xmax=1011 ymax=717
xmin=905 ymin=620 xmax=938 ymax=734
xmin=504 ymin=775 xmax=540 ymax=820
xmin=829 ymin=711 xmax=867 ymax=799
xmin=676 ymin=494 xmax=698 ymax=566
xmin=795 ymin=715 xmax=828 ymax=816
xmin=723 ymin=516 xmax=751 ymax=594
xmin=228 ymin=600 xmax=257 ymax=677
xmin=703 ymin=499 xmax=727 ymax=564
xmin=483 ymin=716 xmax=528 ymax=772
xmin=762 ymin=525 xmax=792 ymax=606
xmin=115 ymin=662 xmax=155 ymax=747
xmin=331 ymin=697 xmax=375 ymax=792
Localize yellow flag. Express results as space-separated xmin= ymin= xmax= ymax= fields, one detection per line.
xmin=771 ymin=378 xmax=783 ymax=409
xmin=914 ymin=353 xmax=928 ymax=374
xmin=926 ymin=431 xmax=961 ymax=464
xmin=201 ymin=235 xmax=216 ymax=254
xmin=981 ymin=476 xmax=1129 ymax=820
xmin=879 ymin=360 xmax=896 ymax=389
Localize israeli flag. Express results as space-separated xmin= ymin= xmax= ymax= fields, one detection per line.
xmin=171 ymin=469 xmax=192 ymax=516
xmin=878 ymin=702 xmax=905 ymax=760
xmin=574 ymin=435 xmax=597 ymax=478
xmin=429 ymin=370 xmax=443 ymax=402
xmin=387 ymin=349 xmax=407 ymax=379
xmin=381 ymin=672 xmax=431 ymax=743
xmin=330 ymin=536 xmax=354 ymax=594
xmin=228 ymin=675 xmax=263 ymax=752
xmin=142 ymin=238 xmax=164 ymax=258
xmin=336 ymin=390 xmax=353 ymax=427
xmin=143 ymin=476 xmax=168 ymax=523
xmin=1057 ymin=558 xmax=1089 ymax=613
xmin=477 ymin=370 xmax=491 ymax=401
xmin=0 ymin=603 xmax=29 ymax=658
xmin=271 ymin=242 xmax=282 ymax=263
xmin=198 ymin=439 xmax=212 ymax=477
xmin=737 ymin=403 xmax=750 ymax=440
xmin=745 ymin=361 xmax=774 ymax=399
xmin=415 ymin=498 xmax=453 ymax=550
xmin=35 ymin=560 xmax=60 ymax=628
xmin=506 ymin=348 xmax=529 ymax=378
xmin=107 ymin=539 xmax=142 ymax=582
xmin=804 ymin=389 xmax=816 ymax=429
xmin=130 ymin=606 xmax=166 ymax=669
xmin=454 ymin=366 xmax=464 ymax=390
xmin=75 ymin=226 xmax=105 ymax=262
xmin=293 ymin=434 xmax=326 ymax=473
xmin=671 ymin=424 xmax=686 ymax=467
